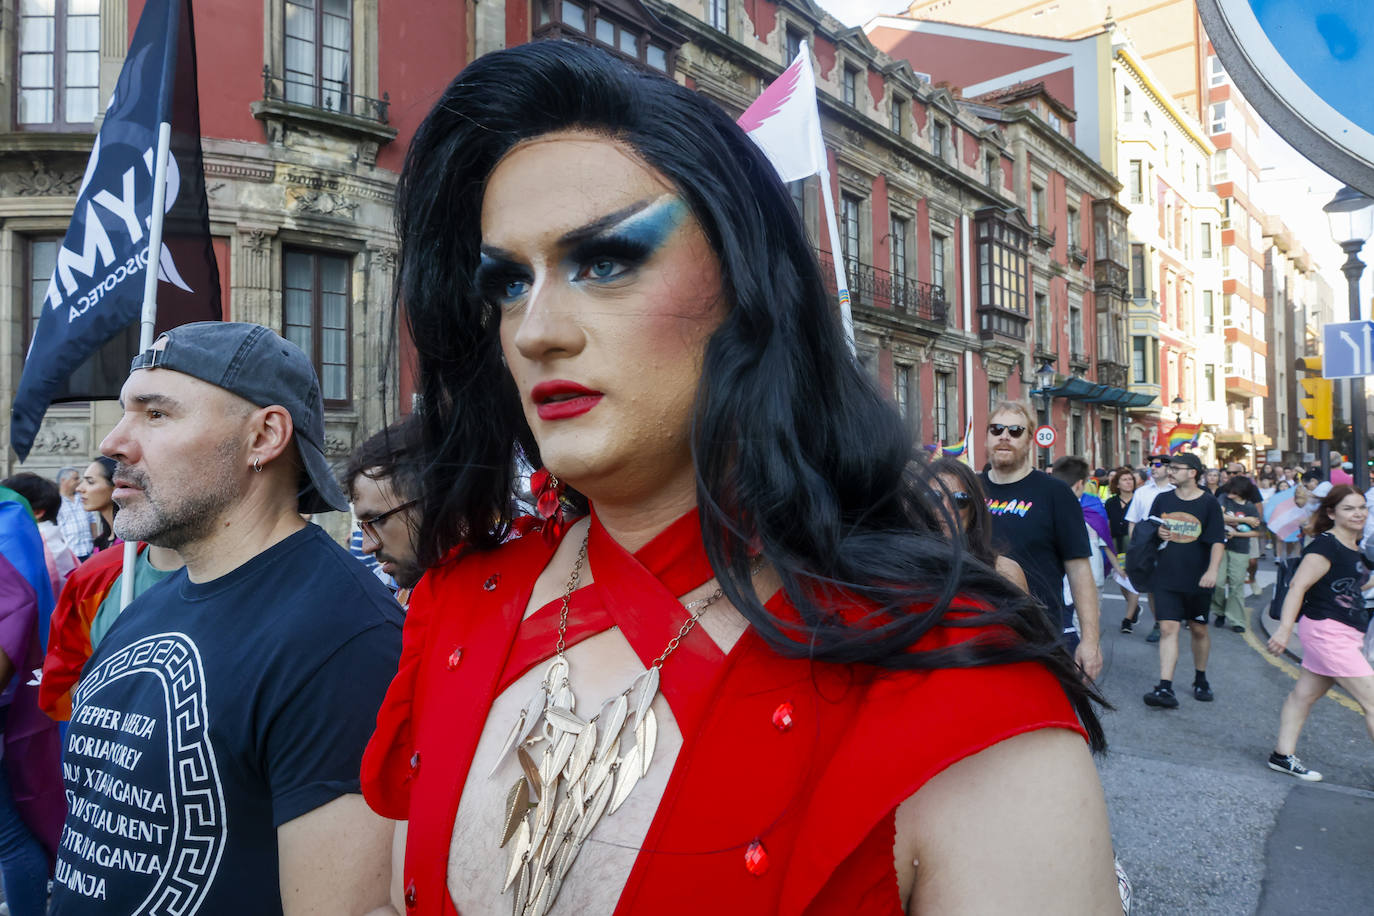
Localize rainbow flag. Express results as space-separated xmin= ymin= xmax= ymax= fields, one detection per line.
xmin=1166 ymin=422 xmax=1201 ymax=454
xmin=941 ymin=418 xmax=972 ymax=457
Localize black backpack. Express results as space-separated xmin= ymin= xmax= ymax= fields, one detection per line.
xmin=1268 ymin=556 xmax=1302 ymax=621
xmin=1125 ymin=519 xmax=1162 ymax=593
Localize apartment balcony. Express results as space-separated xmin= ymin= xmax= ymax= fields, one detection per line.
xmin=1069 ymin=347 xmax=1091 ymax=372
xmin=251 ymin=66 xmax=397 ymax=162
xmin=978 ymin=305 xmax=1029 ymax=342
xmin=1094 ymin=259 xmax=1129 ymax=295
xmin=1069 ymin=244 xmax=1088 ymax=267
xmin=1096 ymin=359 xmax=1129 ymax=390
xmin=815 ymin=251 xmax=948 ymax=324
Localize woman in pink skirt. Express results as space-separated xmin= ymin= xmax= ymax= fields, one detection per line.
xmin=1266 ymin=485 xmax=1374 ymax=780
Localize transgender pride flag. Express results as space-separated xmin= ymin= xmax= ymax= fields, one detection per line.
xmin=1263 ymin=488 xmax=1307 ymax=543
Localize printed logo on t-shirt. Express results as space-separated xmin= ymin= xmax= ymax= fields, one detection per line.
xmin=1331 ymin=559 xmax=1371 ymax=610
xmin=986 ymin=498 xmax=1033 ymax=517
xmin=57 ymin=632 xmax=226 ymax=911
xmin=1160 ymin=511 xmax=1203 ymax=544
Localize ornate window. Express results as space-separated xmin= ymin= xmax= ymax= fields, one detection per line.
xmin=16 ymin=0 xmax=100 ymax=130
xmin=284 ymin=0 xmax=351 ymax=111
xmin=931 ymin=232 xmax=947 ymax=293
xmin=894 ymin=364 xmax=911 ymax=419
xmin=840 ymin=193 xmax=861 ymax=272
xmin=890 ymin=215 xmax=908 ymax=282
xmin=283 ymin=249 xmax=351 ymax=406
xmin=974 ymin=208 xmax=1031 ymax=341
xmin=935 ymin=371 xmax=951 ymax=443
xmin=533 ymin=0 xmax=682 ymax=74
xmin=843 ymin=66 xmax=858 ymax=107
xmin=708 ymin=0 xmax=727 ymax=33
xmin=25 ymin=237 xmax=61 ymax=347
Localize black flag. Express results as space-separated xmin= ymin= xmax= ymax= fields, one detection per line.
xmin=11 ymin=0 xmax=219 ymax=461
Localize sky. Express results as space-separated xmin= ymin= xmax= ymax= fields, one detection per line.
xmin=818 ymin=0 xmax=904 ymax=27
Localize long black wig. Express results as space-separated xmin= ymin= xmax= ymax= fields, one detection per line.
xmin=393 ymin=40 xmax=1105 ymax=749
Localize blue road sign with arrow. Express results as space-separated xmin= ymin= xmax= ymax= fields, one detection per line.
xmin=1322 ymin=320 xmax=1374 ymax=379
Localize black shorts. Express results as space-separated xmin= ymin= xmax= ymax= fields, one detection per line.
xmin=1153 ymin=588 xmax=1213 ymax=623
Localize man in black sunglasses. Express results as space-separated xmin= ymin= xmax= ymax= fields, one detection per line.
xmin=980 ymin=402 xmax=1102 ymax=679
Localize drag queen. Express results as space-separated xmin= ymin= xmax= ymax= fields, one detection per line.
xmin=362 ymin=41 xmax=1118 ymax=915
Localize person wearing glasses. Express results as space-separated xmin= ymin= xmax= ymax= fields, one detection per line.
xmin=930 ymin=457 xmax=1028 ymax=593
xmin=343 ymin=420 xmax=424 ymax=599
xmin=980 ymin=402 xmax=1102 ymax=679
xmin=1124 ymin=453 xmax=1176 ymax=641
xmin=1142 ymin=452 xmax=1226 ymax=709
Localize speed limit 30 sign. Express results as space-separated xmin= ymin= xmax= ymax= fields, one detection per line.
xmin=1034 ymin=425 xmax=1056 ymax=448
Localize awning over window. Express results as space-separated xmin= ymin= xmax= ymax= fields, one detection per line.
xmin=1042 ymin=377 xmax=1155 ymax=408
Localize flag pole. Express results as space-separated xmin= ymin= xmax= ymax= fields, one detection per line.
xmin=118 ymin=119 xmax=173 ymax=611
xmin=816 ymin=167 xmax=856 ymax=354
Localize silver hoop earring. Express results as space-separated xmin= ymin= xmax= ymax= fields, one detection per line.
xmin=252 ymin=458 xmax=262 ymax=474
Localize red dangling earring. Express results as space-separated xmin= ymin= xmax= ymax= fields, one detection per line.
xmin=525 ymin=468 xmax=567 ymax=544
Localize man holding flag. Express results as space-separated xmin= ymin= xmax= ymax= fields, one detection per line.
xmin=9 ymin=0 xmax=219 ymax=464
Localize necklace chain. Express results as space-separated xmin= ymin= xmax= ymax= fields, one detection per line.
xmin=554 ymin=533 xmax=733 ymax=670
xmin=494 ymin=529 xmax=758 ymax=916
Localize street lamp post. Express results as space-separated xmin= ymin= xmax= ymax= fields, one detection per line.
xmin=1323 ymin=186 xmax=1373 ymax=492
xmin=1031 ymin=361 xmax=1056 ymax=468
xmin=1247 ymin=414 xmax=1259 ymax=475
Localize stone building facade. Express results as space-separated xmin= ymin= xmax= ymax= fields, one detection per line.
xmin=3 ymin=0 xmax=1130 ymax=521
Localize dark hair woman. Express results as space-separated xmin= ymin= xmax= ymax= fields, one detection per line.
xmin=76 ymin=456 xmax=118 ymax=553
xmin=360 ymin=41 xmax=1116 ymax=915
xmin=929 ymin=457 xmax=1028 ymax=592
xmin=1266 ymin=485 xmax=1374 ymax=780
xmin=1103 ymin=466 xmax=1141 ymax=631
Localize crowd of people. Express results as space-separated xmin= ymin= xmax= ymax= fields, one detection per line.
xmin=0 ymin=39 xmax=1369 ymax=916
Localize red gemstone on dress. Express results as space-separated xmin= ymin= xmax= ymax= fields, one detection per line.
xmin=483 ymin=574 xmax=500 ymax=591
xmin=404 ymin=879 xmax=417 ymax=908
xmin=447 ymin=647 xmax=464 ymax=670
xmin=771 ymin=702 xmax=794 ymax=732
xmin=744 ymin=838 xmax=770 ymax=876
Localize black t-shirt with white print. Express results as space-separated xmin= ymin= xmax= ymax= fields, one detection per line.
xmin=979 ymin=468 xmax=1090 ymax=619
xmin=1300 ymin=532 xmax=1372 ymax=632
xmin=49 ymin=525 xmax=403 ymax=914
xmin=1150 ymin=488 xmax=1225 ymax=590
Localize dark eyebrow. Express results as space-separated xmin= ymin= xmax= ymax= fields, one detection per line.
xmin=130 ymin=393 xmax=183 ymax=412
xmin=478 ymin=198 xmax=657 ymax=261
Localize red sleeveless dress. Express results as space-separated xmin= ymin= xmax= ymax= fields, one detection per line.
xmin=362 ymin=510 xmax=1085 ymax=914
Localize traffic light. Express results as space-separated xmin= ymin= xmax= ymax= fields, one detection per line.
xmin=1296 ymin=356 xmax=1333 ymax=440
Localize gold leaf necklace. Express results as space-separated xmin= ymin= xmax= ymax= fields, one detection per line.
xmin=489 ymin=532 xmax=754 ymax=916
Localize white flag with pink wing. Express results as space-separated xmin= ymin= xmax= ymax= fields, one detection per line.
xmin=738 ymin=45 xmax=827 ymax=182
xmin=738 ymin=42 xmax=854 ymax=350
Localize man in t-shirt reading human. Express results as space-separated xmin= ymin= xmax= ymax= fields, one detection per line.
xmin=49 ymin=323 xmax=403 ymax=915
xmin=1142 ymin=451 xmax=1225 ymax=709
xmin=980 ymin=401 xmax=1102 ymax=679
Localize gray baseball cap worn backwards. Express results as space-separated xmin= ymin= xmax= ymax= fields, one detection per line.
xmin=129 ymin=321 xmax=349 ymax=513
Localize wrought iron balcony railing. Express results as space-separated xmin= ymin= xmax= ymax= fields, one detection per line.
xmin=815 ymin=250 xmax=948 ymax=324
xmin=261 ymin=66 xmax=390 ymax=125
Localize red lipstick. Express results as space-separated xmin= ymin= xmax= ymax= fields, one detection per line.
xmin=531 ymin=380 xmax=603 ymax=420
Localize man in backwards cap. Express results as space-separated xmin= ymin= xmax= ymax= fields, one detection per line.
xmin=50 ymin=323 xmax=402 ymax=915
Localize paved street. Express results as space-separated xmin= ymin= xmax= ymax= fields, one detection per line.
xmin=1095 ymin=564 xmax=1374 ymax=914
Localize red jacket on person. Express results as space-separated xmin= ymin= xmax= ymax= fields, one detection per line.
xmin=38 ymin=543 xmax=145 ymax=721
